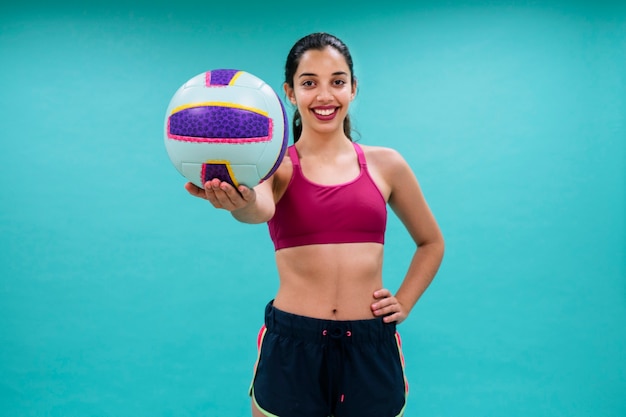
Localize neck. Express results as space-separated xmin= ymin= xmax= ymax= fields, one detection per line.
xmin=295 ymin=134 xmax=353 ymax=158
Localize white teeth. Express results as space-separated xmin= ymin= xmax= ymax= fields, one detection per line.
xmin=314 ymin=108 xmax=335 ymax=116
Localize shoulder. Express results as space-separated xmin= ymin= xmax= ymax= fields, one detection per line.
xmin=359 ymin=143 xmax=404 ymax=160
xmin=358 ymin=143 xmax=411 ymax=176
xmin=276 ymin=147 xmax=295 ymax=177
xmin=264 ymin=147 xmax=294 ymax=201
xmin=357 ymin=143 xmax=417 ymax=202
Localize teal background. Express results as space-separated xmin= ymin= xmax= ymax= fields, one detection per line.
xmin=1 ymin=1 xmax=625 ymax=416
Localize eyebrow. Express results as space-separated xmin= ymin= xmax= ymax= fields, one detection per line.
xmin=298 ymin=71 xmax=349 ymax=78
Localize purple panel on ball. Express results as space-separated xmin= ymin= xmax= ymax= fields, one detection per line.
xmin=202 ymin=163 xmax=236 ymax=187
xmin=169 ymin=106 xmax=269 ymax=139
xmin=207 ymin=69 xmax=240 ymax=86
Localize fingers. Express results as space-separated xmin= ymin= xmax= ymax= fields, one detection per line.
xmin=238 ymin=185 xmax=255 ymax=203
xmin=202 ymin=180 xmax=233 ymax=208
xmin=185 ymin=179 xmax=255 ymax=213
xmin=197 ymin=179 xmax=254 ymax=210
xmin=185 ymin=182 xmax=205 ymax=198
xmin=371 ymin=289 xmax=407 ymax=324
xmin=373 ymin=289 xmax=392 ymax=300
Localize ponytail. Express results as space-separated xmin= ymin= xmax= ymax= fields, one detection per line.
xmin=292 ymin=110 xmax=303 ymax=143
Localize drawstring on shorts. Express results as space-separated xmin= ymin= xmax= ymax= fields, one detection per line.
xmin=322 ymin=325 xmax=353 ymax=414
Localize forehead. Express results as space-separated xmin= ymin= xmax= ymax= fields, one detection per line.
xmin=296 ymin=46 xmax=351 ymax=76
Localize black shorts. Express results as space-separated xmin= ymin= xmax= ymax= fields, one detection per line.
xmin=249 ymin=301 xmax=408 ymax=417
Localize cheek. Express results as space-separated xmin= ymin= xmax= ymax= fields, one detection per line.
xmin=293 ymin=91 xmax=313 ymax=108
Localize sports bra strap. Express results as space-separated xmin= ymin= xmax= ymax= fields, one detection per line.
xmin=288 ymin=145 xmax=300 ymax=167
xmin=353 ymin=142 xmax=367 ymax=167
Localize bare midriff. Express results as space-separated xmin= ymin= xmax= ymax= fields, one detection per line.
xmin=272 ymin=242 xmax=384 ymax=320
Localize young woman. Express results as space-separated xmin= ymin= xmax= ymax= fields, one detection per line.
xmin=185 ymin=32 xmax=444 ymax=417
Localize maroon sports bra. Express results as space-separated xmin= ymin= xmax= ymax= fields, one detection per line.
xmin=267 ymin=142 xmax=387 ymax=250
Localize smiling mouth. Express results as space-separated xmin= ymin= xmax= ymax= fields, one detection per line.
xmin=312 ymin=107 xmax=338 ymax=119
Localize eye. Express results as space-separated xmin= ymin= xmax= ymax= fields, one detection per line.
xmin=333 ymin=79 xmax=346 ymax=86
xmin=301 ymin=80 xmax=315 ymax=87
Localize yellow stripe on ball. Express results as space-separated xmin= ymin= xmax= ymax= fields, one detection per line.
xmin=171 ymin=101 xmax=269 ymax=117
xmin=228 ymin=71 xmax=244 ymax=86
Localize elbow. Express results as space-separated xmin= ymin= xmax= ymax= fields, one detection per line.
xmin=434 ymin=231 xmax=445 ymax=256
xmin=231 ymin=205 xmax=274 ymax=224
xmin=416 ymin=230 xmax=445 ymax=256
xmin=231 ymin=212 xmax=272 ymax=224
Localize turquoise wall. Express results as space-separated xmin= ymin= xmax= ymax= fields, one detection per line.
xmin=1 ymin=1 xmax=624 ymax=416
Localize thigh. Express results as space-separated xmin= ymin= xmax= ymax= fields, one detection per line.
xmin=251 ymin=329 xmax=328 ymax=417
xmin=251 ymin=400 xmax=265 ymax=417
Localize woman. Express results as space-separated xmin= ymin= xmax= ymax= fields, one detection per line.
xmin=185 ymin=32 xmax=444 ymax=417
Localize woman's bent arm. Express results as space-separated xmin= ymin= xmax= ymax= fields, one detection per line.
xmin=371 ymin=148 xmax=445 ymax=323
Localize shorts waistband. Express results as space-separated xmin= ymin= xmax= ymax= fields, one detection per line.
xmin=264 ymin=300 xmax=396 ymax=343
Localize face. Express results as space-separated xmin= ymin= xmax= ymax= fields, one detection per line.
xmin=284 ymin=46 xmax=356 ymax=137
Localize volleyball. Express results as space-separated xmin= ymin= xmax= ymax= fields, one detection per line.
xmin=164 ymin=69 xmax=289 ymax=188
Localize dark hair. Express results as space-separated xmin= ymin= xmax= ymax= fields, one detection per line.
xmin=284 ymin=32 xmax=356 ymax=142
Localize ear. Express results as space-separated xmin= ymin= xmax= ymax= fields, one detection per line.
xmin=351 ymin=77 xmax=358 ymax=100
xmin=283 ymin=83 xmax=296 ymax=105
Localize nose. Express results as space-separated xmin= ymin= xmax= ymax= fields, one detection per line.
xmin=316 ymin=87 xmax=333 ymax=102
